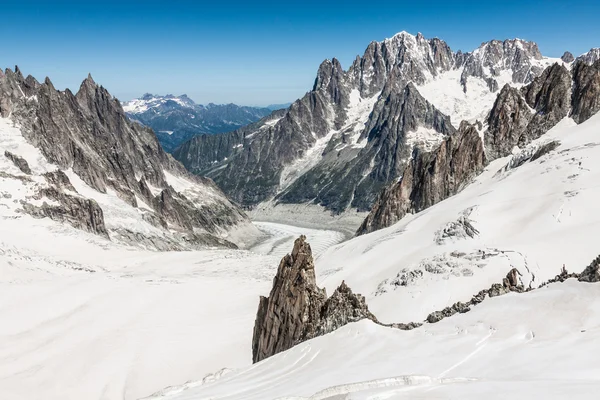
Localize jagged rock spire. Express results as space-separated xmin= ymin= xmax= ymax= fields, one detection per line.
xmin=252 ymin=235 xmax=375 ymax=363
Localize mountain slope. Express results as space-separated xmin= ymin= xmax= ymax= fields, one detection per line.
xmin=173 ymin=32 xmax=566 ymax=215
xmin=147 ymin=106 xmax=600 ymax=400
xmin=123 ymin=94 xmax=272 ymax=152
xmin=0 ymin=67 xmax=258 ymax=249
xmin=359 ymin=59 xmax=599 ymax=235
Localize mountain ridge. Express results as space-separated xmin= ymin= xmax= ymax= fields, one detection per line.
xmin=173 ymin=32 xmax=591 ymax=217
xmin=123 ymin=94 xmax=273 ymax=152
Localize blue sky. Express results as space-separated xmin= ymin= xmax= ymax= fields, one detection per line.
xmin=1 ymin=0 xmax=599 ymax=106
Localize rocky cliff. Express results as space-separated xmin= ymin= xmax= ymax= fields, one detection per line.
xmin=173 ymin=32 xmax=567 ymax=215
xmin=252 ymin=236 xmax=375 ymax=363
xmin=357 ymin=122 xmax=485 ymax=235
xmin=357 ymin=59 xmax=600 ymax=235
xmin=0 ymin=67 xmax=257 ymax=249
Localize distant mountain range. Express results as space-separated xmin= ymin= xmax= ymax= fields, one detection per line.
xmin=123 ymin=94 xmax=276 ymax=152
xmin=172 ymin=32 xmax=600 ymax=217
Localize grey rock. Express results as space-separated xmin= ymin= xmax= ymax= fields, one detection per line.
xmin=43 ymin=170 xmax=77 ymax=192
xmin=252 ymin=236 xmax=375 ymax=363
xmin=0 ymin=67 xmax=252 ymax=246
xmin=24 ymin=185 xmax=108 ymax=237
xmin=571 ymin=60 xmax=600 ymax=124
xmin=485 ymin=63 xmax=571 ymax=160
xmin=579 ymin=255 xmax=600 ymax=283
xmin=435 ymin=214 xmax=479 ymax=245
xmin=357 ymin=123 xmax=485 ymax=235
xmin=461 ymin=39 xmax=545 ymax=92
xmin=4 ymin=150 xmax=31 ymax=174
xmin=561 ymin=51 xmax=575 ymax=63
xmin=426 ymin=301 xmax=470 ymax=323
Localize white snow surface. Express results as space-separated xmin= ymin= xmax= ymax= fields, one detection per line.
xmin=152 ymin=111 xmax=600 ymax=399
xmin=3 ymin=113 xmax=600 ymax=400
xmin=417 ymin=58 xmax=562 ymax=126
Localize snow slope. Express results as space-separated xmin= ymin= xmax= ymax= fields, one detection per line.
xmin=313 ymin=115 xmax=600 ymax=323
xmin=0 ymin=205 xmax=346 ymax=400
xmin=149 ymin=106 xmax=600 ymax=400
xmin=3 ymin=112 xmax=600 ymax=400
xmin=159 ymin=281 xmax=600 ymax=400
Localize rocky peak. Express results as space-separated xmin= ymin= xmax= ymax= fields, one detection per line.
xmin=579 ymin=255 xmax=600 ymax=283
xmin=313 ymin=57 xmax=347 ymax=106
xmin=483 ymin=60 xmax=573 ymax=161
xmin=571 ymin=60 xmax=600 ymax=123
xmin=561 ymin=51 xmax=575 ymax=63
xmin=357 ymin=122 xmax=485 ymax=235
xmin=460 ymin=38 xmax=546 ymax=92
xmin=347 ymin=31 xmax=456 ymax=98
xmin=576 ymin=48 xmax=600 ymax=65
xmin=252 ymin=235 xmax=375 ymax=363
xmin=0 ymin=65 xmax=255 ymax=249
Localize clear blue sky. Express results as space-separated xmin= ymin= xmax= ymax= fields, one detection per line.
xmin=2 ymin=0 xmax=599 ymax=106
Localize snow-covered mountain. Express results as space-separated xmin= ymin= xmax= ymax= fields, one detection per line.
xmin=147 ymin=100 xmax=600 ymax=400
xmin=123 ymin=94 xmax=273 ymax=152
xmin=3 ymin=31 xmax=600 ymax=400
xmin=173 ymin=32 xmax=593 ymax=218
xmin=0 ymin=68 xmax=259 ymax=250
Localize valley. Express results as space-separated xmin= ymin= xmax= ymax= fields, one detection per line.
xmin=1 ymin=8 xmax=600 ymax=399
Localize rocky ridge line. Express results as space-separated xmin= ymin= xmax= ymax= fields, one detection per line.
xmin=357 ymin=59 xmax=600 ymax=235
xmin=0 ymin=67 xmax=255 ymax=249
xmin=253 ymin=236 xmax=600 ymax=363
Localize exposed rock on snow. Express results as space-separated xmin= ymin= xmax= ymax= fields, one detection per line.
xmin=561 ymin=51 xmax=575 ymax=63
xmin=426 ymin=267 xmax=524 ymax=323
xmin=498 ymin=140 xmax=561 ymax=173
xmin=357 ymin=122 xmax=485 ymax=235
xmin=434 ymin=207 xmax=480 ymax=244
xmin=4 ymin=150 xmax=31 ymax=174
xmin=575 ymin=48 xmax=600 ymax=66
xmin=23 ymin=185 xmax=109 ymax=238
xmin=571 ymin=60 xmax=600 ymax=124
xmin=486 ymin=63 xmax=571 ymax=160
xmin=579 ymin=255 xmax=600 ymax=283
xmin=0 ymin=66 xmax=257 ymax=249
xmin=174 ymin=33 xmax=563 ymax=215
xmin=252 ymin=236 xmax=375 ymax=363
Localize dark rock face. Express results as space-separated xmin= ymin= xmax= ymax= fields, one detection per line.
xmin=561 ymin=51 xmax=575 ymax=63
xmin=275 ymin=82 xmax=456 ymax=213
xmin=357 ymin=123 xmax=485 ymax=235
xmin=521 ymin=63 xmax=572 ymax=140
xmin=0 ymin=67 xmax=253 ymax=247
xmin=579 ymin=255 xmax=600 ymax=283
xmin=486 ymin=63 xmax=571 ymax=160
xmin=571 ymin=60 xmax=600 ymax=124
xmin=24 ymin=184 xmax=108 ymax=238
xmin=252 ymin=236 xmax=375 ymax=363
xmin=4 ymin=150 xmax=31 ymax=174
xmin=123 ymin=94 xmax=272 ymax=153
